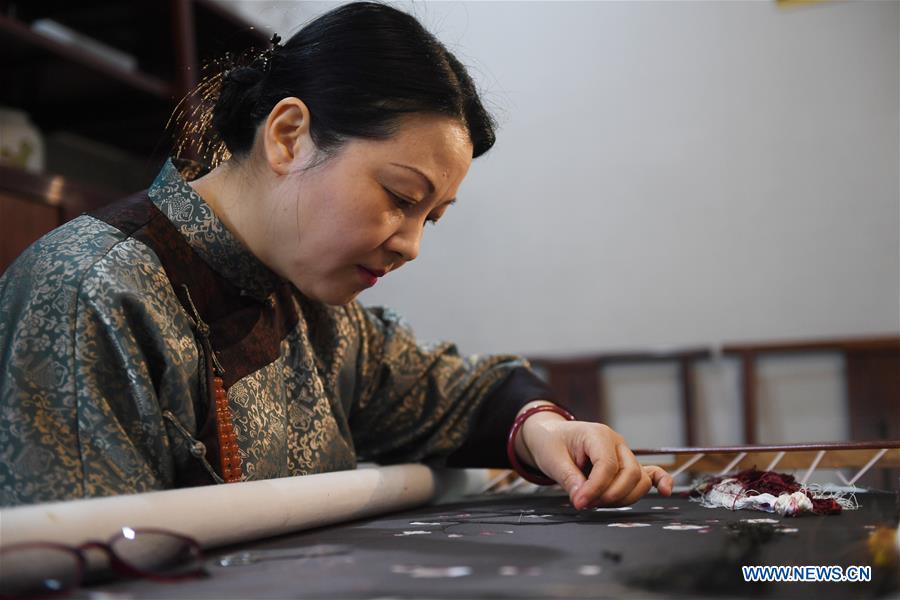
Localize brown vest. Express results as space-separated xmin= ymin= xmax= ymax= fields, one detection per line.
xmin=90 ymin=192 xmax=299 ymax=486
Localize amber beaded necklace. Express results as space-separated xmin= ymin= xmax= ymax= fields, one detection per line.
xmin=180 ymin=285 xmax=242 ymax=483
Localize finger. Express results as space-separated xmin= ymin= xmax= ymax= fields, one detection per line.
xmin=570 ymin=426 xmax=620 ymax=509
xmin=591 ymin=444 xmax=644 ymax=507
xmin=537 ymin=446 xmax=589 ymax=501
xmin=607 ymin=466 xmax=672 ymax=507
xmin=644 ymin=465 xmax=673 ymax=496
xmin=609 ymin=470 xmax=653 ymax=507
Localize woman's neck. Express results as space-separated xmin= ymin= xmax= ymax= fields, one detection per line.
xmin=188 ymin=161 xmax=261 ymax=253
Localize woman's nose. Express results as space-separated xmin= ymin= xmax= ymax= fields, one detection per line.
xmin=386 ymin=219 xmax=423 ymax=262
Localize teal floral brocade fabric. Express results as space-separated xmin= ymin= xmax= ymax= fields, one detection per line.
xmin=0 ymin=160 xmax=529 ymax=507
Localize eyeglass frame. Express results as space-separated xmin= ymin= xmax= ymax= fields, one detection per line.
xmin=0 ymin=527 xmax=208 ymax=599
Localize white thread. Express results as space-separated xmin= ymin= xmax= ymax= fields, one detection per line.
xmin=847 ymin=448 xmax=888 ymax=487
xmin=800 ymin=450 xmax=826 ymax=486
xmin=718 ymin=452 xmax=747 ymax=476
xmin=671 ymin=453 xmax=705 ymax=478
xmin=765 ymin=451 xmax=785 ymax=472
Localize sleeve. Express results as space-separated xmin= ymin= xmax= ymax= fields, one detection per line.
xmin=345 ymin=303 xmax=555 ymax=468
xmin=0 ymin=223 xmax=198 ymax=506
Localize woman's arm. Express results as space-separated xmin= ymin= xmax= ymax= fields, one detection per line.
xmin=345 ymin=303 xmax=538 ymax=466
xmin=0 ymin=221 xmax=196 ymax=505
xmin=513 ymin=400 xmax=674 ymax=509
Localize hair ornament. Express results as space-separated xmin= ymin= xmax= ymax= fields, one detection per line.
xmin=167 ymin=32 xmax=283 ymax=172
xmin=258 ymin=33 xmax=283 ymax=72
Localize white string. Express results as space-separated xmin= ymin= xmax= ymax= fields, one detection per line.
xmin=847 ymin=448 xmax=888 ymax=487
xmin=765 ymin=451 xmax=785 ymax=472
xmin=505 ymin=476 xmax=538 ymax=493
xmin=718 ymin=451 xmax=747 ymax=476
xmin=800 ymin=450 xmax=826 ymax=486
xmin=670 ymin=453 xmax=705 ymax=478
xmin=806 ymin=483 xmax=859 ymax=511
xmin=479 ymin=470 xmax=514 ymax=495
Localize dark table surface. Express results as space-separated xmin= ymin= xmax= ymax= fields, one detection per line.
xmin=90 ymin=490 xmax=899 ymax=599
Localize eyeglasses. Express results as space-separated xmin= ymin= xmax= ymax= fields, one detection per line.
xmin=0 ymin=527 xmax=207 ymax=599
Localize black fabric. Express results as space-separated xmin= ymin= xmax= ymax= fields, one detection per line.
xmin=91 ymin=491 xmax=900 ymax=599
xmin=445 ymin=367 xmax=560 ymax=469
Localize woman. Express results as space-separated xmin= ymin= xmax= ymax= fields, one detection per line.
xmin=0 ymin=2 xmax=671 ymax=508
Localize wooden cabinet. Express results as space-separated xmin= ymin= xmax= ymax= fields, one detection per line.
xmin=0 ymin=163 xmax=118 ymax=272
xmin=0 ymin=192 xmax=58 ymax=270
xmin=0 ymin=0 xmax=268 ymax=272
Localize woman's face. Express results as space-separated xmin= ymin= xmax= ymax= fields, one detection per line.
xmin=262 ymin=114 xmax=473 ymax=305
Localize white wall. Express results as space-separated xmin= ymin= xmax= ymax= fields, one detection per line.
xmin=221 ymin=0 xmax=899 ymax=356
xmin=217 ymin=1 xmax=898 ymax=467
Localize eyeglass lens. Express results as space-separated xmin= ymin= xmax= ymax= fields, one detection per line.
xmin=0 ymin=545 xmax=82 ymax=598
xmin=1 ymin=530 xmax=204 ymax=598
xmin=110 ymin=531 xmax=204 ymax=577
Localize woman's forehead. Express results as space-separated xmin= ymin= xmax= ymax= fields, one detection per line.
xmin=357 ymin=116 xmax=472 ymax=179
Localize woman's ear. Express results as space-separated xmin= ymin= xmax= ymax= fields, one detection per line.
xmin=261 ymin=97 xmax=314 ymax=175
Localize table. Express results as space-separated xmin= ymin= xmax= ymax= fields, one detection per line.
xmin=90 ymin=490 xmax=899 ymax=599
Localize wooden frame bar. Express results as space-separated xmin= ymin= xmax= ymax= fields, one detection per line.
xmin=634 ymin=441 xmax=900 ymax=474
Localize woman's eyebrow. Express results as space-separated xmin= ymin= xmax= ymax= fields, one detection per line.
xmin=389 ymin=163 xmax=460 ymax=205
xmin=389 ymin=163 xmax=435 ymax=194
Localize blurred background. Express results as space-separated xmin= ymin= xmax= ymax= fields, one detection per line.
xmin=1 ymin=1 xmax=897 ymax=484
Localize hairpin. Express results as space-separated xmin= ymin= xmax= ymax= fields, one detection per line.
xmin=258 ymin=33 xmax=282 ymax=72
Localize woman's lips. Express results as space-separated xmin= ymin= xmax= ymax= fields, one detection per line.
xmin=357 ymin=266 xmax=380 ymax=287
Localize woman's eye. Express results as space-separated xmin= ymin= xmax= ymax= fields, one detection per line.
xmin=385 ymin=188 xmax=440 ymax=225
xmin=386 ymin=189 xmax=415 ymax=208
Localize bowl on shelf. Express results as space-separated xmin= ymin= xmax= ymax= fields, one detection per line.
xmin=0 ymin=107 xmax=45 ymax=174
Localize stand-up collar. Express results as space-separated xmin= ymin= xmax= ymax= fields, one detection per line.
xmin=148 ymin=159 xmax=282 ymax=301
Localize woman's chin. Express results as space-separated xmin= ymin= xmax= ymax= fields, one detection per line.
xmin=303 ymin=286 xmax=360 ymax=306
xmin=324 ymin=292 xmax=359 ymax=306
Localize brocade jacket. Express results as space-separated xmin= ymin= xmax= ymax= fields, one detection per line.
xmin=0 ymin=159 xmax=551 ymax=507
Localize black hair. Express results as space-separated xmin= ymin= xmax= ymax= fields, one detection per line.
xmin=211 ymin=2 xmax=496 ymax=161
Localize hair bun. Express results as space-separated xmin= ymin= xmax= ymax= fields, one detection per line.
xmin=213 ymin=66 xmax=265 ymax=155
xmin=224 ymin=66 xmax=265 ymax=87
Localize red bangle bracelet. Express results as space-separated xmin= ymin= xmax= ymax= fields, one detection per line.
xmin=506 ymin=404 xmax=576 ymax=485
